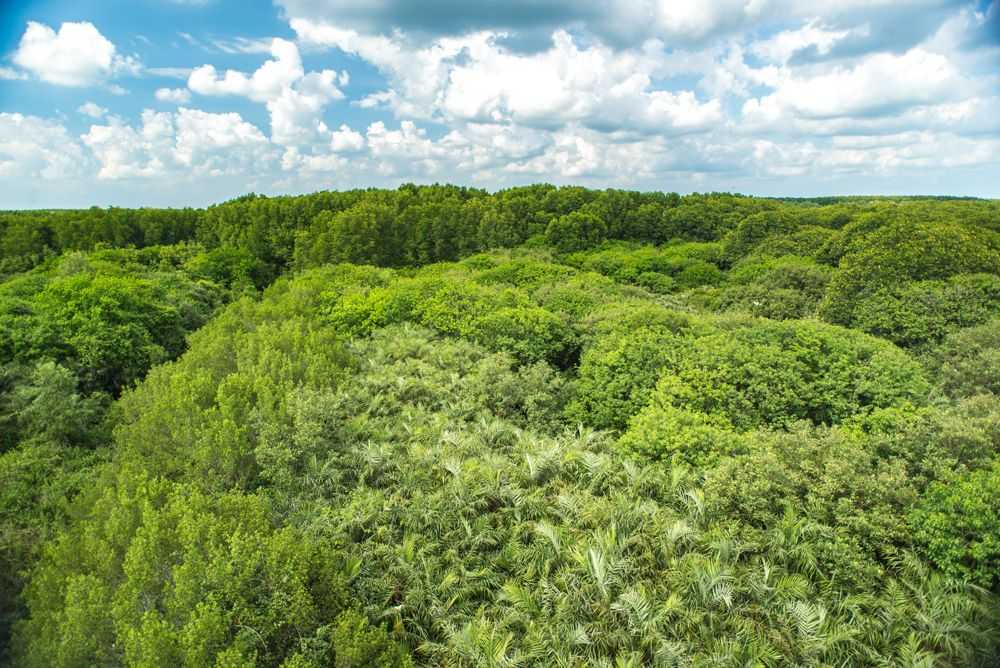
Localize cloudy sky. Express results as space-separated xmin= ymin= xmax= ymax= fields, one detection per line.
xmin=0 ymin=0 xmax=998 ymax=208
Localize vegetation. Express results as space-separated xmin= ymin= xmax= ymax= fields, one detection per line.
xmin=2 ymin=185 xmax=1000 ymax=666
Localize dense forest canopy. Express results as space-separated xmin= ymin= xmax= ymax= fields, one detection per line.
xmin=2 ymin=185 xmax=1000 ymax=666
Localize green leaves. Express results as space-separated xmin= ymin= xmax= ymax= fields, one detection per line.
xmin=910 ymin=462 xmax=1000 ymax=589
xmin=642 ymin=319 xmax=929 ymax=431
xmin=6 ymin=191 xmax=1000 ymax=666
xmin=15 ymin=478 xmax=403 ymax=668
xmin=0 ymin=248 xmax=224 ymax=395
xmin=820 ymin=218 xmax=1000 ymax=330
xmin=545 ymin=211 xmax=608 ymax=253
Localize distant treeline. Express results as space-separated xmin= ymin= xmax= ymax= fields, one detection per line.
xmin=6 ymin=185 xmax=997 ymax=281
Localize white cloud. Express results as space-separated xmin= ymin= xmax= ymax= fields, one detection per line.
xmin=329 ymin=124 xmax=365 ymax=152
xmin=178 ymin=32 xmax=202 ymax=47
xmin=268 ymin=70 xmax=346 ymax=145
xmin=12 ymin=21 xmax=140 ymax=87
xmin=296 ymin=22 xmax=721 ymax=135
xmin=189 ymin=38 xmax=304 ymax=102
xmin=80 ymin=107 xmax=275 ymax=180
xmin=155 ymin=87 xmax=192 ymax=104
xmin=188 ymin=38 xmax=347 ymax=147
xmin=278 ymin=0 xmax=955 ymax=51
xmin=750 ymin=20 xmax=860 ymax=64
xmin=750 ymin=131 xmax=1000 ymax=178
xmin=174 ymin=108 xmax=275 ymax=175
xmin=148 ymin=67 xmax=193 ymax=79
xmin=3 ymin=1 xmax=1000 ymax=203
xmin=210 ymin=36 xmax=275 ymax=54
xmin=654 ymin=0 xmax=759 ymax=41
xmin=366 ymin=120 xmax=447 ymax=175
xmin=699 ymin=44 xmax=783 ymax=97
xmin=0 ymin=113 xmax=88 ymax=179
xmin=0 ymin=67 xmax=27 ymax=81
xmin=77 ymin=102 xmax=108 ymax=119
xmin=82 ymin=111 xmax=175 ymax=179
xmin=742 ymin=47 xmax=965 ymax=122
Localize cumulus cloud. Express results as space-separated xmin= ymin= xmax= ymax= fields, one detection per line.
xmin=329 ymin=124 xmax=365 ymax=152
xmin=155 ymin=87 xmax=192 ymax=104
xmin=12 ymin=21 xmax=140 ymax=87
xmin=80 ymin=107 xmax=275 ymax=180
xmin=174 ymin=108 xmax=275 ymax=174
xmin=742 ymin=47 xmax=966 ymax=123
xmin=82 ymin=111 xmax=176 ymax=179
xmin=3 ymin=0 xmax=999 ymax=203
xmin=77 ymin=102 xmax=108 ymax=119
xmin=295 ymin=22 xmax=721 ymax=135
xmin=750 ymin=131 xmax=1000 ymax=178
xmin=749 ymin=20 xmax=861 ymax=64
xmin=0 ymin=113 xmax=88 ymax=179
xmin=189 ymin=38 xmax=304 ymax=102
xmin=278 ymin=0 xmax=961 ymax=51
xmin=188 ymin=38 xmax=347 ymax=148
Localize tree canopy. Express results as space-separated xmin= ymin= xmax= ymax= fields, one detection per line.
xmin=3 ymin=186 xmax=1000 ymax=666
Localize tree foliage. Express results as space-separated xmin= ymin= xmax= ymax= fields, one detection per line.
xmin=3 ymin=188 xmax=1000 ymax=666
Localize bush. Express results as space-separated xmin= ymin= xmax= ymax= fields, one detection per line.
xmin=850 ymin=274 xmax=1000 ymax=348
xmin=704 ymin=424 xmax=917 ymax=587
xmin=184 ymin=245 xmax=264 ymax=291
xmin=722 ymin=210 xmax=799 ymax=262
xmin=702 ymin=285 xmax=816 ymax=320
xmin=691 ymin=256 xmax=834 ymax=319
xmin=728 ymin=255 xmax=833 ymax=298
xmin=0 ymin=252 xmax=224 ymax=395
xmin=469 ymin=305 xmax=577 ymax=367
xmin=929 ymin=319 xmax=1000 ymax=398
xmin=618 ymin=403 xmax=743 ymax=466
xmin=633 ymin=271 xmax=675 ymax=294
xmin=674 ymin=260 xmax=724 ymax=289
xmin=910 ymin=462 xmax=1000 ymax=589
xmin=645 ymin=319 xmax=929 ymax=430
xmin=13 ymin=481 xmax=396 ymax=667
xmin=568 ymin=325 xmax=683 ymax=431
xmin=752 ymin=225 xmax=838 ymax=261
xmin=820 ymin=220 xmax=1000 ymax=327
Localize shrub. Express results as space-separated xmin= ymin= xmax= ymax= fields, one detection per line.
xmin=929 ymin=319 xmax=1000 ymax=398
xmin=722 ymin=210 xmax=799 ymax=262
xmin=568 ymin=325 xmax=682 ymax=431
xmin=910 ymin=462 xmax=1000 ymax=589
xmin=14 ymin=481 xmax=402 ymax=667
xmin=820 ymin=220 xmax=1000 ymax=327
xmin=850 ymin=274 xmax=1000 ymax=348
xmin=618 ymin=403 xmax=743 ymax=466
xmin=469 ymin=305 xmax=577 ymax=367
xmin=704 ymin=424 xmax=917 ymax=587
xmin=752 ymin=225 xmax=838 ymax=261
xmin=674 ymin=260 xmax=725 ymax=289
xmin=645 ymin=319 xmax=929 ymax=430
xmin=699 ymin=284 xmax=818 ymax=320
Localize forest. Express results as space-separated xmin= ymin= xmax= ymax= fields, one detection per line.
xmin=2 ymin=184 xmax=1000 ymax=666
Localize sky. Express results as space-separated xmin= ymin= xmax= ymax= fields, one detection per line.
xmin=0 ymin=0 xmax=998 ymax=208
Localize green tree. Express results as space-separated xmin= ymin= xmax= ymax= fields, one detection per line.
xmin=545 ymin=211 xmax=608 ymax=253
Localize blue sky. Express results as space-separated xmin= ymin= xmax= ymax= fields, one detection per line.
xmin=0 ymin=0 xmax=998 ymax=208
